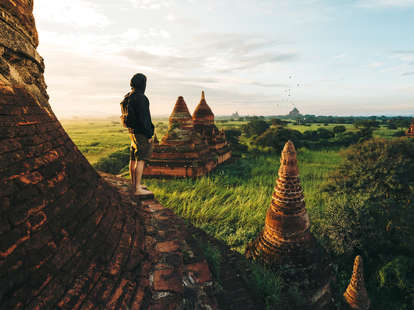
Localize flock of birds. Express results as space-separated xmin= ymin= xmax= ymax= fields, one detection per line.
xmin=275 ymin=75 xmax=301 ymax=111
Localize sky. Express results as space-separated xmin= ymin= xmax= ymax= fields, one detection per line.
xmin=33 ymin=0 xmax=414 ymax=117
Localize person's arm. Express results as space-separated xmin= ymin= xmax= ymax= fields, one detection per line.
xmin=125 ymin=100 xmax=138 ymax=129
xmin=142 ymin=97 xmax=154 ymax=139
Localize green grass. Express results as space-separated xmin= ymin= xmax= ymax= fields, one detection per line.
xmin=143 ymin=148 xmax=342 ymax=253
xmin=61 ymin=118 xmax=130 ymax=164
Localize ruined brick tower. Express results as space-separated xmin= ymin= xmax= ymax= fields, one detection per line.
xmin=343 ymin=256 xmax=370 ymax=310
xmin=407 ymin=118 xmax=414 ymax=137
xmin=246 ymin=141 xmax=333 ymax=309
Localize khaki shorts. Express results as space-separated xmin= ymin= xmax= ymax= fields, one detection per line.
xmin=130 ymin=133 xmax=153 ymax=161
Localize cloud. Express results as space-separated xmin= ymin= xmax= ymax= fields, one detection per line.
xmin=391 ymin=51 xmax=414 ymax=63
xmin=357 ymin=0 xmax=414 ymax=7
xmin=118 ymin=33 xmax=297 ymax=74
xmin=252 ymin=82 xmax=288 ymax=88
xmin=195 ymin=33 xmax=297 ymax=72
xmin=34 ymin=0 xmax=110 ymax=28
xmin=127 ymin=0 xmax=171 ymax=9
xmin=119 ymin=49 xmax=200 ymax=71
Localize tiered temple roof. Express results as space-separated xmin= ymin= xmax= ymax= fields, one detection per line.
xmin=144 ymin=92 xmax=231 ymax=177
xmin=344 ymin=256 xmax=370 ymax=310
xmin=407 ymin=118 xmax=414 ymax=137
xmin=144 ymin=96 xmax=217 ymax=177
xmin=246 ymin=141 xmax=333 ymax=309
xmin=193 ymin=91 xmax=214 ymax=126
xmin=192 ymin=91 xmax=231 ymax=165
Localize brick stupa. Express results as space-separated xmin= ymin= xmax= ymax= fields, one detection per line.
xmin=407 ymin=118 xmax=414 ymax=137
xmin=245 ymin=141 xmax=333 ymax=309
xmin=143 ymin=96 xmax=217 ymax=177
xmin=343 ymin=256 xmax=370 ymax=310
xmin=144 ymin=93 xmax=231 ymax=177
xmin=193 ymin=91 xmax=231 ymax=164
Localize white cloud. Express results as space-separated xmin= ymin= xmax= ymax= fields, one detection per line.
xmin=128 ymin=0 xmax=171 ymax=9
xmin=357 ymin=0 xmax=414 ymax=7
xmin=34 ymin=0 xmax=110 ymax=28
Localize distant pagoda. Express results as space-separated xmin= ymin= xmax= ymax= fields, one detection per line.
xmin=288 ymin=107 xmax=302 ymax=118
xmin=192 ymin=91 xmax=231 ymax=164
xmin=144 ymin=93 xmax=231 ymax=177
xmin=246 ymin=141 xmax=333 ymax=309
xmin=343 ymin=256 xmax=370 ymax=310
xmin=407 ymin=118 xmax=414 ymax=138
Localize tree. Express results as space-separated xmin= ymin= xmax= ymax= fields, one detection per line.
xmin=255 ymin=127 xmax=303 ymax=152
xmin=333 ymin=125 xmax=346 ymax=134
xmin=353 ymin=119 xmax=379 ymax=129
xmin=241 ymin=119 xmax=270 ymax=137
xmin=317 ymin=138 xmax=414 ymax=309
xmin=316 ymin=128 xmax=334 ymax=139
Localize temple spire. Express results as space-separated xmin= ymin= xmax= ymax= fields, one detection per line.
xmin=344 ymin=256 xmax=370 ymax=310
xmin=278 ymin=140 xmax=299 ymax=178
xmin=192 ymin=90 xmax=214 ymax=125
xmin=245 ymin=140 xmax=333 ymax=308
xmin=169 ymin=96 xmax=193 ymax=129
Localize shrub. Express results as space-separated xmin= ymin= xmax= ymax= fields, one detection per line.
xmin=242 ymin=119 xmax=270 ymax=137
xmin=303 ymin=130 xmax=319 ymax=141
xmin=93 ymin=147 xmax=129 ymax=174
xmin=255 ymin=127 xmax=303 ymax=152
xmin=316 ymin=128 xmax=334 ymax=139
xmin=333 ymin=125 xmax=346 ymax=134
xmin=317 ymin=138 xmax=414 ymax=309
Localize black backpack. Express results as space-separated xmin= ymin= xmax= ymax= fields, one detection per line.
xmin=120 ymin=94 xmax=137 ymax=129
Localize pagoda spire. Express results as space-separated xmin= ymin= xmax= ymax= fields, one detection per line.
xmin=344 ymin=256 xmax=371 ymax=310
xmin=246 ymin=141 xmax=310 ymax=264
xmin=168 ymin=96 xmax=193 ymax=130
xmin=192 ymin=90 xmax=214 ymax=125
xmin=246 ymin=141 xmax=333 ymax=308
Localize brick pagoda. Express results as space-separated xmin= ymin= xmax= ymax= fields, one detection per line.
xmin=144 ymin=92 xmax=231 ymax=177
xmin=343 ymin=256 xmax=370 ymax=310
xmin=193 ymin=91 xmax=231 ymax=164
xmin=143 ymin=96 xmax=217 ymax=177
xmin=407 ymin=118 xmax=414 ymax=137
xmin=245 ymin=141 xmax=333 ymax=309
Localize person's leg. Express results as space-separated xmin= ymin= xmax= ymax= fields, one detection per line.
xmin=129 ymin=159 xmax=136 ymax=189
xmin=135 ymin=160 xmax=145 ymax=192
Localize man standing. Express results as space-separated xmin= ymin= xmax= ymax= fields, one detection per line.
xmin=120 ymin=73 xmax=154 ymax=195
